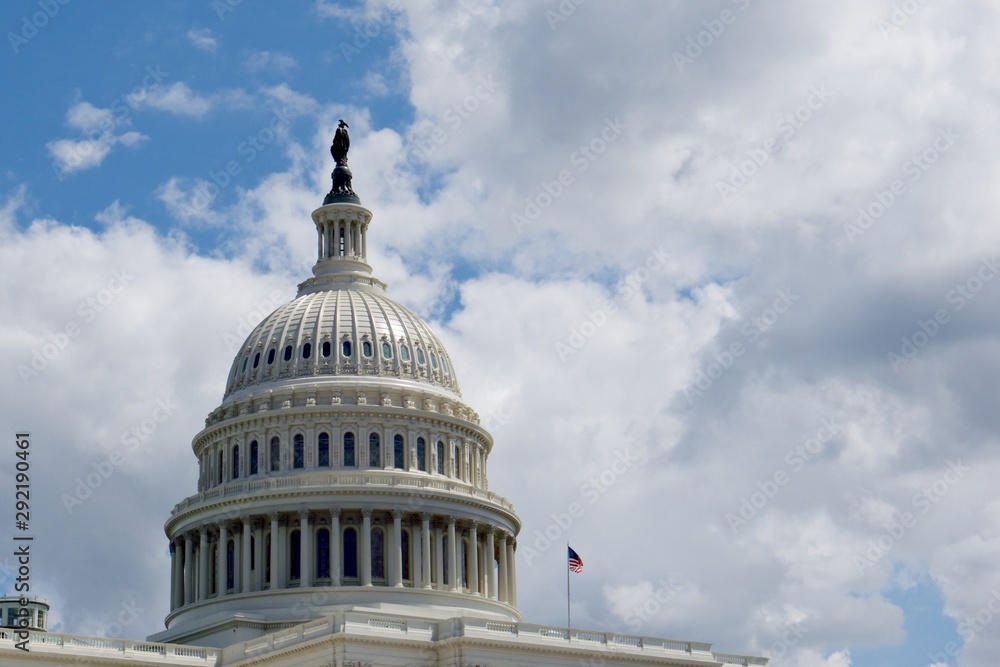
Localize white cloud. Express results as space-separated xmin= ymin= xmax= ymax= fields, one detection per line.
xmin=245 ymin=50 xmax=298 ymax=74
xmin=46 ymin=101 xmax=148 ymax=177
xmin=186 ymin=27 xmax=217 ymax=53
xmin=128 ymin=82 xmax=214 ymax=118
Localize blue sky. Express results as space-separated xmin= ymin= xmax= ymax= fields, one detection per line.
xmin=3 ymin=2 xmax=1000 ymax=666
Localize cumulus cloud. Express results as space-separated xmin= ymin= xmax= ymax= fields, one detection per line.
xmin=46 ymin=101 xmax=148 ymax=178
xmin=245 ymin=50 xmax=298 ymax=74
xmin=186 ymin=27 xmax=217 ymax=52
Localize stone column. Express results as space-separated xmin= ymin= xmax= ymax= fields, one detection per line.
xmin=361 ymin=508 xmax=373 ymax=586
xmin=183 ymin=533 xmax=194 ymax=604
xmin=218 ymin=522 xmax=229 ymax=595
xmin=468 ymin=522 xmax=479 ymax=595
xmin=198 ymin=527 xmax=209 ymax=601
xmin=276 ymin=515 xmax=287 ymax=589
xmin=412 ymin=519 xmax=422 ymax=587
xmin=269 ymin=513 xmax=280 ymax=590
xmin=300 ymin=511 xmax=313 ymax=588
xmin=170 ymin=540 xmax=182 ymax=610
xmin=232 ymin=524 xmax=241 ymax=592
xmin=391 ymin=510 xmax=403 ymax=587
xmin=485 ymin=527 xmax=496 ymax=600
xmin=330 ymin=509 xmax=341 ymax=586
xmin=508 ymin=540 xmax=517 ymax=606
xmin=447 ymin=518 xmax=458 ymax=591
xmin=242 ymin=518 xmax=253 ymax=593
xmin=253 ymin=519 xmax=264 ymax=592
xmin=498 ymin=533 xmax=508 ymax=603
xmin=433 ymin=523 xmax=444 ymax=588
xmin=421 ymin=514 xmax=432 ymax=589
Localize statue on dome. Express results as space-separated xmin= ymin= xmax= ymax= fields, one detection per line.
xmin=324 ymin=119 xmax=360 ymax=204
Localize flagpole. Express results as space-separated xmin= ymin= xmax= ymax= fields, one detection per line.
xmin=566 ymin=542 xmax=571 ymax=631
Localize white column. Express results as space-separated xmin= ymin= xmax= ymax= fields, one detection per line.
xmin=300 ymin=511 xmax=313 ymax=587
xmin=434 ymin=523 xmax=444 ymax=589
xmin=276 ymin=516 xmax=287 ymax=589
xmin=330 ymin=510 xmax=341 ymax=586
xmin=391 ymin=510 xmax=403 ymax=587
xmin=269 ymin=514 xmax=280 ymax=590
xmin=170 ymin=541 xmax=182 ymax=609
xmin=447 ymin=518 xmax=458 ymax=591
xmin=421 ymin=514 xmax=432 ymax=589
xmin=242 ymin=519 xmax=252 ymax=593
xmin=508 ymin=540 xmax=517 ymax=606
xmin=468 ymin=522 xmax=479 ymax=595
xmin=361 ymin=509 xmax=373 ymax=586
xmin=198 ymin=527 xmax=209 ymax=601
xmin=485 ymin=527 xmax=496 ymax=600
xmin=218 ymin=522 xmax=228 ymax=595
xmin=498 ymin=533 xmax=508 ymax=603
xmin=183 ymin=533 xmax=194 ymax=604
xmin=253 ymin=520 xmax=263 ymax=592
xmin=412 ymin=519 xmax=422 ymax=587
xmin=233 ymin=525 xmax=241 ymax=592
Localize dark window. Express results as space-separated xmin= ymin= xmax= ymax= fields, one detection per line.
xmin=400 ymin=345 xmax=410 ymax=362
xmin=217 ymin=450 xmax=223 ymax=485
xmin=363 ymin=340 xmax=373 ymax=357
xmin=318 ymin=433 xmax=330 ymax=467
xmin=441 ymin=356 xmax=448 ymax=373
xmin=267 ymin=348 xmax=275 ymax=364
xmin=270 ymin=437 xmax=280 ymax=472
xmin=317 ymin=529 xmax=330 ymax=579
xmin=442 ymin=534 xmax=449 ymax=585
xmin=431 ymin=352 xmax=438 ymax=369
xmin=343 ymin=528 xmax=358 ymax=578
xmin=342 ymin=340 xmax=352 ymax=357
xmin=401 ymin=530 xmax=411 ymax=580
xmin=253 ymin=352 xmax=260 ymax=368
xmin=250 ymin=440 xmax=259 ymax=475
xmin=339 ymin=227 xmax=345 ymax=256
xmin=322 ymin=341 xmax=331 ymax=357
xmin=250 ymin=535 xmax=255 ymax=570
xmin=302 ymin=343 xmax=311 ymax=359
xmin=227 ymin=540 xmax=235 ymax=590
xmin=454 ymin=445 xmax=460 ymax=476
xmin=436 ymin=441 xmax=444 ymax=474
xmin=417 ymin=437 xmax=426 ymax=472
xmin=369 ymin=433 xmax=381 ymax=467
xmin=371 ymin=529 xmax=384 ymax=579
xmin=232 ymin=445 xmax=240 ymax=480
xmin=290 ymin=530 xmax=301 ymax=581
xmin=241 ymin=357 xmax=248 ymax=372
xmin=265 ymin=533 xmax=271 ymax=584
xmin=283 ymin=345 xmax=292 ymax=361
xmin=416 ymin=348 xmax=425 ymax=364
xmin=461 ymin=540 xmax=468 ymax=587
xmin=293 ymin=434 xmax=304 ymax=469
xmin=393 ymin=434 xmax=404 ymax=469
xmin=381 ymin=341 xmax=392 ymax=358
xmin=344 ymin=432 xmax=355 ymax=467
xmin=210 ymin=545 xmax=218 ymax=594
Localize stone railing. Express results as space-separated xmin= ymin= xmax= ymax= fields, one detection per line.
xmin=0 ymin=629 xmax=220 ymax=663
xmin=172 ymin=470 xmax=516 ymax=515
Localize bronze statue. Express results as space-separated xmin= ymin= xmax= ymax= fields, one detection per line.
xmin=331 ymin=119 xmax=350 ymax=166
xmin=324 ymin=119 xmax=359 ymax=204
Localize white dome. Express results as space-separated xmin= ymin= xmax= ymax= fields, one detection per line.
xmin=224 ymin=284 xmax=461 ymax=400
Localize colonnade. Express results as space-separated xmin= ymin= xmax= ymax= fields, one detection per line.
xmin=169 ymin=509 xmax=517 ymax=612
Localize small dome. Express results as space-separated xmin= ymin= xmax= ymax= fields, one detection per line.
xmin=224 ymin=284 xmax=460 ymax=399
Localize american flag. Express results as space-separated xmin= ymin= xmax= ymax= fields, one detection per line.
xmin=568 ymin=546 xmax=583 ymax=573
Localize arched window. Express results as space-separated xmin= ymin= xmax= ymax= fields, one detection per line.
xmin=431 ymin=351 xmax=438 ymax=369
xmin=265 ymin=533 xmax=271 ymax=585
xmin=317 ymin=528 xmax=330 ymax=580
xmin=267 ymin=348 xmax=276 ymax=364
xmin=343 ymin=527 xmax=358 ymax=579
xmin=460 ymin=539 xmax=468 ymax=588
xmin=371 ymin=528 xmax=385 ymax=580
xmin=250 ymin=535 xmax=256 ymax=571
xmin=381 ymin=341 xmax=392 ymax=358
xmin=343 ymin=432 xmax=355 ymax=467
xmin=241 ymin=356 xmax=248 ymax=372
xmin=318 ymin=433 xmax=330 ymax=467
xmin=400 ymin=344 xmax=410 ymax=362
xmin=302 ymin=342 xmax=312 ymax=359
xmin=283 ymin=345 xmax=292 ymax=362
xmin=369 ymin=433 xmax=381 ymax=467
xmin=417 ymin=437 xmax=426 ymax=472
xmin=293 ymin=434 xmax=304 ymax=469
xmin=322 ymin=341 xmax=331 ymax=358
xmin=339 ymin=226 xmax=345 ymax=256
xmin=253 ymin=352 xmax=260 ymax=368
xmin=232 ymin=445 xmax=240 ymax=480
xmin=250 ymin=440 xmax=259 ymax=475
xmin=453 ymin=445 xmax=461 ymax=477
xmin=441 ymin=356 xmax=449 ymax=374
xmin=217 ymin=450 xmax=224 ymax=485
xmin=227 ymin=540 xmax=235 ymax=591
xmin=416 ymin=347 xmax=425 ymax=365
xmin=393 ymin=434 xmax=404 ymax=469
xmin=401 ymin=530 xmax=411 ymax=581
xmin=289 ymin=530 xmax=301 ymax=581
xmin=270 ymin=437 xmax=280 ymax=472
xmin=362 ymin=340 xmax=373 ymax=357
xmin=342 ymin=340 xmax=352 ymax=357
xmin=436 ymin=441 xmax=445 ymax=474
